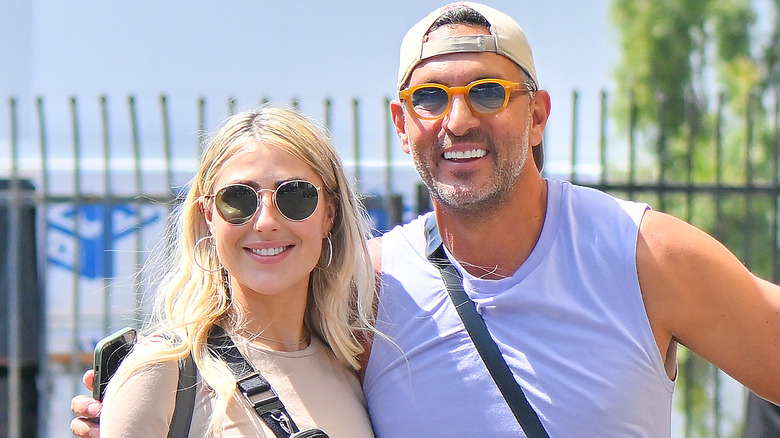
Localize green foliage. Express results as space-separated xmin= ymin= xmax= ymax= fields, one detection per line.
xmin=609 ymin=0 xmax=780 ymax=436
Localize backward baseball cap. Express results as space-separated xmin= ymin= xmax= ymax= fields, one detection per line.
xmin=397 ymin=1 xmax=538 ymax=90
xmin=396 ymin=1 xmax=545 ymax=172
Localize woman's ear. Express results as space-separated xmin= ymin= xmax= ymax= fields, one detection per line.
xmin=201 ymin=198 xmax=215 ymax=234
xmin=324 ymin=200 xmax=337 ymax=237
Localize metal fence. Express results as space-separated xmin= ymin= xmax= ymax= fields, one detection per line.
xmin=1 ymin=90 xmax=778 ymax=438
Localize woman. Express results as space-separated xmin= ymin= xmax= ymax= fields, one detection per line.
xmin=94 ymin=105 xmax=377 ymax=437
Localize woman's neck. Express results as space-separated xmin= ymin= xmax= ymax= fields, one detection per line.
xmin=230 ymin=280 xmax=311 ymax=352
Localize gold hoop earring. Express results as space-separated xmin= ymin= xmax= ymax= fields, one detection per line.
xmin=194 ymin=235 xmax=223 ymax=272
xmin=321 ymin=235 xmax=333 ymax=269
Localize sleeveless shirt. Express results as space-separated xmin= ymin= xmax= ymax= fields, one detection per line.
xmin=363 ymin=179 xmax=674 ymax=437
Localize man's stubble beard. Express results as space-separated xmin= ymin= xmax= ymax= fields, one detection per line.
xmin=411 ymin=115 xmax=532 ymax=219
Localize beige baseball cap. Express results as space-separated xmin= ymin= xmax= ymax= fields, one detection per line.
xmin=397 ymin=2 xmax=538 ymax=90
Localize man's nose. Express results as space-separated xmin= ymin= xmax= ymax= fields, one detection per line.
xmin=442 ymin=93 xmax=480 ymax=136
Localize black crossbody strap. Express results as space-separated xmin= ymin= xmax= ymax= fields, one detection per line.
xmin=167 ymin=353 xmax=197 ymax=438
xmin=424 ymin=214 xmax=549 ymax=438
xmin=208 ymin=325 xmax=300 ymax=438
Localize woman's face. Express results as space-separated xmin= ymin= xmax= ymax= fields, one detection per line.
xmin=204 ymin=141 xmax=334 ymax=308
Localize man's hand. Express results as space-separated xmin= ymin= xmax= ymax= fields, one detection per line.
xmin=69 ymin=369 xmax=101 ymax=437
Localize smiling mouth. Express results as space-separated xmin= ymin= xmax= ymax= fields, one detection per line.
xmin=443 ymin=149 xmax=487 ymax=160
xmin=248 ymin=246 xmax=289 ymax=256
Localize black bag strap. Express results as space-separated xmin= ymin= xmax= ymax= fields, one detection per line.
xmin=167 ymin=353 xmax=197 ymax=438
xmin=424 ymin=214 xmax=550 ymax=438
xmin=165 ymin=327 xmax=329 ymax=438
xmin=207 ymin=325 xmax=301 ymax=438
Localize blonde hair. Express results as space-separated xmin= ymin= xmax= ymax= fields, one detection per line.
xmin=115 ymin=105 xmax=377 ymax=435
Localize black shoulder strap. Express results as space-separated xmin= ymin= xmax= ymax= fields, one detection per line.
xmin=167 ymin=353 xmax=197 ymax=438
xmin=207 ymin=325 xmax=300 ymax=438
xmin=165 ymin=327 xmax=315 ymax=438
xmin=424 ymin=214 xmax=550 ymax=438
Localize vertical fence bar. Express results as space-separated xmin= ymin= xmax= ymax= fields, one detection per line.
xmin=744 ymin=93 xmax=755 ymax=268
xmin=714 ymin=93 xmax=724 ymax=242
xmin=656 ymin=93 xmax=669 ymax=213
xmin=128 ymin=96 xmax=144 ymax=324
xmin=666 ymin=93 xmax=689 ymax=438
xmin=35 ymin=96 xmax=50 ymax=438
xmin=686 ymin=91 xmax=696 ymax=438
xmin=628 ymin=90 xmax=637 ymax=199
xmin=324 ymin=98 xmax=333 ymax=133
xmin=570 ymin=90 xmax=579 ymax=182
xmin=713 ymin=92 xmax=725 ymax=437
xmin=161 ymin=95 xmax=173 ymax=197
xmin=7 ymin=97 xmax=22 ymax=438
xmin=383 ymin=97 xmax=393 ymax=219
xmin=684 ymin=89 xmax=694 ymax=223
xmin=599 ymin=90 xmax=608 ymax=186
xmin=352 ymin=98 xmax=361 ymax=193
xmin=686 ymin=88 xmax=720 ymax=438
xmin=160 ymin=94 xmax=177 ymax=306
xmin=69 ymin=96 xmax=84 ymax=394
xmin=198 ymin=97 xmax=207 ymax=158
xmin=100 ymin=96 xmax=114 ymax=333
xmin=772 ymin=92 xmax=780 ymax=284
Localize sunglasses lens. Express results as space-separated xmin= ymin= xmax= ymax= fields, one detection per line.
xmin=410 ymin=86 xmax=449 ymax=118
xmin=276 ymin=181 xmax=320 ymax=221
xmin=215 ymin=185 xmax=258 ymax=224
xmin=469 ymin=81 xmax=507 ymax=113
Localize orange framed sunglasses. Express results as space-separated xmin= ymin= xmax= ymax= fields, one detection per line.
xmin=399 ymin=78 xmax=535 ymax=120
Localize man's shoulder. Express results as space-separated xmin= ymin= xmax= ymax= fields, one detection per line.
xmin=367 ymin=236 xmax=382 ymax=273
xmin=380 ymin=212 xmax=432 ymax=241
xmin=557 ymin=180 xmax=649 ymax=221
xmin=369 ymin=212 xmax=433 ymax=273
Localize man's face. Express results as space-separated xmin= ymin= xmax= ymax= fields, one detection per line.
xmin=393 ymin=24 xmax=544 ymax=216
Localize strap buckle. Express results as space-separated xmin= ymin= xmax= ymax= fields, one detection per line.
xmin=237 ymin=373 xmax=284 ymax=414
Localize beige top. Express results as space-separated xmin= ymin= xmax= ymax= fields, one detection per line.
xmin=101 ymin=334 xmax=374 ymax=437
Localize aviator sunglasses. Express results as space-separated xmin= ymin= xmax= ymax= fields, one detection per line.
xmin=206 ymin=180 xmax=322 ymax=224
xmin=399 ymin=78 xmax=536 ymax=120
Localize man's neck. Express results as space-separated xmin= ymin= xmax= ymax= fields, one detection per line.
xmin=435 ymin=177 xmax=548 ymax=279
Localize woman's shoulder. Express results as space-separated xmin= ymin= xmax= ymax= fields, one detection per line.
xmin=100 ymin=335 xmax=186 ymax=435
xmin=122 ymin=333 xmax=179 ymax=363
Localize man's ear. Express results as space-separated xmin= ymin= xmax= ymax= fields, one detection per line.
xmin=391 ymin=99 xmax=412 ymax=155
xmin=528 ymin=90 xmax=551 ymax=148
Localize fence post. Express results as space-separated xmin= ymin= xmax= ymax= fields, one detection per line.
xmin=2 ymin=98 xmax=43 ymax=438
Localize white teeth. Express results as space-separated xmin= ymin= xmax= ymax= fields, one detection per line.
xmin=250 ymin=247 xmax=286 ymax=256
xmin=443 ymin=149 xmax=487 ymax=160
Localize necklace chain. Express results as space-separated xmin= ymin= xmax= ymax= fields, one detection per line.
xmin=253 ymin=329 xmax=309 ymax=346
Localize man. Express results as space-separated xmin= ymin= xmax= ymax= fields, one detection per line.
xmin=362 ymin=2 xmax=780 ymax=436
xmin=72 ymin=2 xmax=780 ymax=437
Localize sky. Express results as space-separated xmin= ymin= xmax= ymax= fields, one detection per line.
xmin=1 ymin=1 xmax=617 ymax=99
xmin=0 ymin=0 xmax=619 ymax=184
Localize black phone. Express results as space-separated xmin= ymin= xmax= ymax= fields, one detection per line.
xmin=92 ymin=326 xmax=137 ymax=401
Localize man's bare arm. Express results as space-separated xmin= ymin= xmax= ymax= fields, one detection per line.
xmin=638 ymin=210 xmax=780 ymax=402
